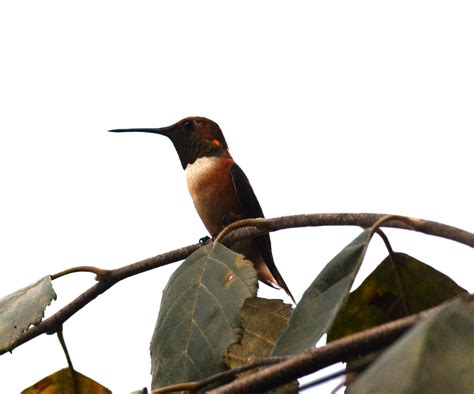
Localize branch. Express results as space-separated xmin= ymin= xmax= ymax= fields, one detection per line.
xmin=151 ymin=356 xmax=288 ymax=393
xmin=3 ymin=213 xmax=472 ymax=354
xmin=1 ymin=243 xmax=200 ymax=354
xmin=209 ymin=294 xmax=474 ymax=393
xmin=222 ymin=213 xmax=474 ymax=248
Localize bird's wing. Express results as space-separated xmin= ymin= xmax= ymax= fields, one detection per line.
xmin=229 ymin=163 xmax=295 ymax=302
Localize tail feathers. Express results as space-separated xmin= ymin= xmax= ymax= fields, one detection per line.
xmin=254 ymin=256 xmax=296 ymax=303
xmin=231 ymin=237 xmax=296 ymax=303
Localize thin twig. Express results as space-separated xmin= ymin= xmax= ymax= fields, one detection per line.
xmin=2 ymin=213 xmax=472 ymax=355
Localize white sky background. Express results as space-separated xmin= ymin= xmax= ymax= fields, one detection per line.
xmin=0 ymin=1 xmax=473 ymax=393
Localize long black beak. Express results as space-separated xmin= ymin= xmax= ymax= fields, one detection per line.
xmin=108 ymin=126 xmax=172 ymax=136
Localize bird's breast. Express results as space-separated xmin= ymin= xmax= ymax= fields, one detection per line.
xmin=185 ymin=156 xmax=241 ymax=236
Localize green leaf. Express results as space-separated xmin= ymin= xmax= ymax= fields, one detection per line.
xmin=272 ymin=229 xmax=372 ymax=356
xmin=328 ymin=253 xmax=468 ymax=341
xmin=22 ymin=367 xmax=111 ymax=394
xmin=348 ymin=298 xmax=474 ymax=394
xmin=150 ymin=243 xmax=258 ymax=389
xmin=0 ymin=276 xmax=57 ymax=353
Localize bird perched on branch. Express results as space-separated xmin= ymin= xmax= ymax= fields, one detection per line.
xmin=110 ymin=117 xmax=294 ymax=302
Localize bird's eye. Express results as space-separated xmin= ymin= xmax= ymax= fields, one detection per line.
xmin=183 ymin=120 xmax=196 ymax=130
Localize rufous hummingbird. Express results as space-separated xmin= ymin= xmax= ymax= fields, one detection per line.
xmin=110 ymin=117 xmax=294 ymax=302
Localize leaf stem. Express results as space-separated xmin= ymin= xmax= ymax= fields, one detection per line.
xmin=215 ymin=218 xmax=266 ymax=244
xmin=51 ymin=266 xmax=110 ymax=280
xmin=375 ymin=229 xmax=395 ymax=257
xmin=57 ymin=328 xmax=79 ymax=393
xmin=57 ymin=328 xmax=74 ymax=371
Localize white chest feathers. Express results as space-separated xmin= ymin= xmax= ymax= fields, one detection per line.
xmin=185 ymin=156 xmax=223 ymax=193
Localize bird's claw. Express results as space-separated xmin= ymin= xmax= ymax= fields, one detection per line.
xmin=199 ymin=236 xmax=212 ymax=245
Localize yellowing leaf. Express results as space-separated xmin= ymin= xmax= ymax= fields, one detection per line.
xmin=22 ymin=367 xmax=111 ymax=394
xmin=225 ymin=297 xmax=297 ymax=394
xmin=328 ymin=253 xmax=468 ymax=341
xmin=225 ymin=297 xmax=293 ymax=368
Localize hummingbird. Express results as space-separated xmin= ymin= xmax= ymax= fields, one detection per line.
xmin=110 ymin=117 xmax=294 ymax=302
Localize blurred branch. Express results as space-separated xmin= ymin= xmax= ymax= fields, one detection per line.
xmin=298 ymin=354 xmax=377 ymax=392
xmin=3 ymin=213 xmax=472 ymax=354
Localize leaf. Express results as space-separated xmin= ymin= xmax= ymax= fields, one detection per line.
xmin=150 ymin=242 xmax=258 ymax=389
xmin=22 ymin=367 xmax=111 ymax=393
xmin=225 ymin=297 xmax=293 ymax=368
xmin=328 ymin=253 xmax=468 ymax=341
xmin=347 ymin=298 xmax=474 ymax=394
xmin=0 ymin=276 xmax=57 ymax=353
xmin=225 ymin=297 xmax=297 ymax=394
xmin=272 ymin=229 xmax=372 ymax=356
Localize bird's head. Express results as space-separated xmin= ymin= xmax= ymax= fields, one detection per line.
xmin=110 ymin=116 xmax=229 ymax=168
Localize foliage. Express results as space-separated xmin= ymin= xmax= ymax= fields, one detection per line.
xmin=347 ymin=299 xmax=474 ymax=394
xmin=150 ymin=243 xmax=257 ymax=388
xmin=22 ymin=368 xmax=111 ymax=394
xmin=225 ymin=297 xmax=293 ymax=368
xmin=225 ymin=297 xmax=298 ymax=393
xmin=272 ymin=229 xmax=372 ymax=356
xmin=0 ymin=214 xmax=472 ymax=392
xmin=0 ymin=276 xmax=56 ymax=353
xmin=327 ymin=252 xmax=467 ymax=342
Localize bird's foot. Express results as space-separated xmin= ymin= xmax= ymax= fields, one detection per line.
xmin=199 ymin=236 xmax=212 ymax=245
